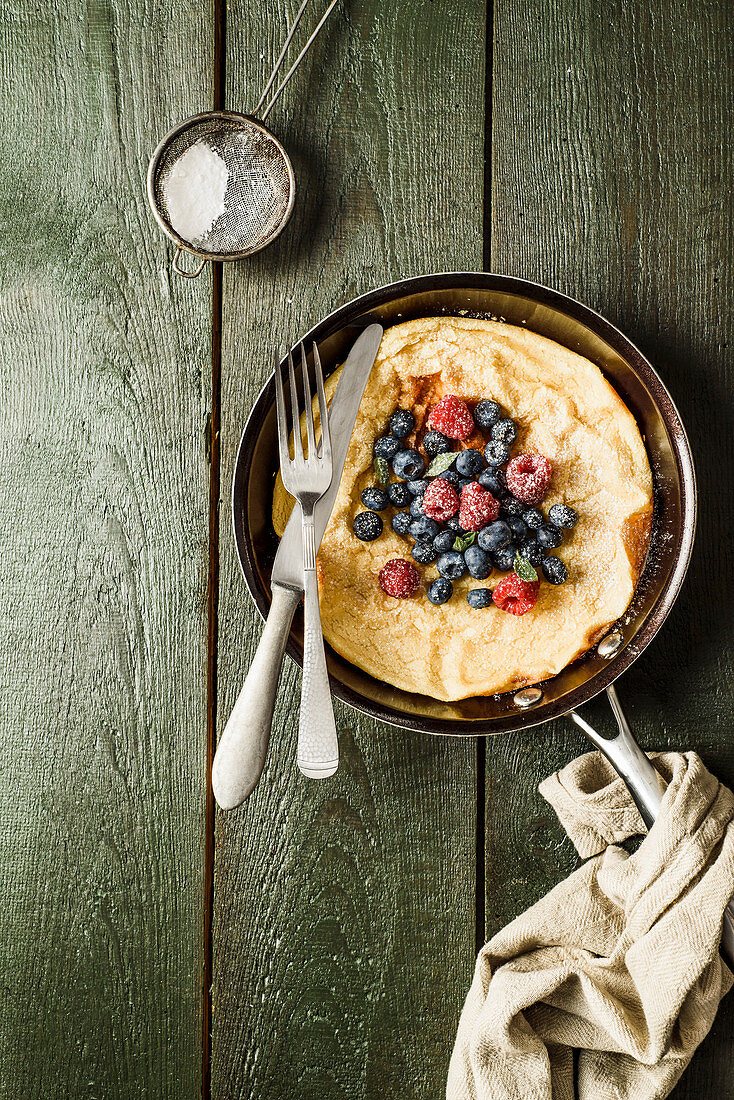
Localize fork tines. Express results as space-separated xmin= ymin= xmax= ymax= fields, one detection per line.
xmin=274 ymin=343 xmax=332 ymax=489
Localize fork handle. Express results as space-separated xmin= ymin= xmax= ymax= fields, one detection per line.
xmin=298 ymin=517 xmax=339 ymax=778
xmin=212 ymin=583 xmax=300 ymax=809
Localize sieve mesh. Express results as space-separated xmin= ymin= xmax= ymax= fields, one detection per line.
xmin=150 ymin=114 xmax=294 ymax=258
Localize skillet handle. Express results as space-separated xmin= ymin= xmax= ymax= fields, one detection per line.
xmin=569 ymin=684 xmax=734 ymax=971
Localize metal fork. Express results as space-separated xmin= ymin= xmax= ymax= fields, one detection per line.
xmin=275 ymin=343 xmax=339 ymax=779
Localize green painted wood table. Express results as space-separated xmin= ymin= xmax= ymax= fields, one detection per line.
xmin=1 ymin=2 xmax=732 ymax=1097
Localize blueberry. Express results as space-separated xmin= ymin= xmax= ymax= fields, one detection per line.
xmin=518 ymin=539 xmax=545 ymax=567
xmin=433 ymin=529 xmax=456 ymax=554
xmin=457 ymin=476 xmax=474 ymax=492
xmin=411 ymin=541 xmax=439 ymax=565
xmin=353 ymin=511 xmax=382 ymax=541
xmin=360 ymin=486 xmax=389 ymax=511
xmin=392 ymin=448 xmax=425 ymax=480
xmin=427 ymin=577 xmax=453 ymax=605
xmin=391 ymin=511 xmax=412 ymax=536
xmin=408 ymin=478 xmax=429 ymax=496
xmin=549 ymin=504 xmax=579 ymax=530
xmin=423 ymin=430 xmax=452 ymax=457
xmin=388 ymin=408 xmax=415 ymax=438
xmin=522 ymin=508 xmax=544 ymax=531
xmin=387 ymin=481 xmax=411 ymax=508
xmin=437 ymin=551 xmax=467 ymax=580
xmin=492 ymin=546 xmax=516 ymax=572
xmin=446 ymin=516 xmax=465 ymax=533
xmin=537 ymin=524 xmax=563 ymax=549
xmin=507 ymin=517 xmax=528 ymax=542
xmin=484 ymin=439 xmax=511 ymax=467
xmin=464 ymin=544 xmax=493 ymax=580
xmin=438 ymin=470 xmax=459 ymax=486
xmin=409 ymin=516 xmax=440 ymax=541
xmin=478 ymin=468 xmax=505 ymax=496
xmin=409 ymin=496 xmax=426 ymax=518
xmin=455 ymin=448 xmax=484 ymax=478
xmin=542 ymin=556 xmax=568 ymax=584
xmin=478 ymin=520 xmax=512 ymax=552
xmin=491 ymin=418 xmax=517 ymax=444
xmin=374 ymin=435 xmax=401 ymax=460
xmin=467 ymin=588 xmax=493 ymax=609
xmin=474 ymin=400 xmax=501 ymax=429
xmin=500 ymin=495 xmax=525 ymax=518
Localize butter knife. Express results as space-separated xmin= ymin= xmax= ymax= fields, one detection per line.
xmin=212 ymin=323 xmax=383 ymax=809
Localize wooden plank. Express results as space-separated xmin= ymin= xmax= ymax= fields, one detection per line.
xmin=489 ymin=0 xmax=734 ymax=1093
xmin=213 ymin=2 xmax=486 ymax=1096
xmin=0 ymin=2 xmax=213 ymax=1095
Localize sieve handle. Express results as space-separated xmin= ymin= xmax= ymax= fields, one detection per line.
xmin=172 ymin=248 xmax=207 ymax=278
xmin=254 ymin=0 xmax=339 ymax=122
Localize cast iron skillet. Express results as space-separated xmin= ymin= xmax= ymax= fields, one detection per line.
xmin=232 ymin=272 xmax=696 ymax=735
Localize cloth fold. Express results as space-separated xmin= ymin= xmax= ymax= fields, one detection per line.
xmin=448 ymin=751 xmax=734 ymax=1100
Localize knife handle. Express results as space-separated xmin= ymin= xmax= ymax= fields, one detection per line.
xmin=212 ymin=584 xmax=300 ymax=810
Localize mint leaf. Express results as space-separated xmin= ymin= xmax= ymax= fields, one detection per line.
xmin=374 ymin=456 xmax=390 ymax=486
xmin=514 ymin=553 xmax=538 ymax=582
xmin=453 ymin=532 xmax=476 ymax=553
xmin=427 ymin=452 xmax=456 ymax=477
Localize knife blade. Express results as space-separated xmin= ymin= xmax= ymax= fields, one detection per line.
xmin=271 ymin=322 xmax=384 ymax=590
xmin=212 ymin=322 xmax=383 ymax=810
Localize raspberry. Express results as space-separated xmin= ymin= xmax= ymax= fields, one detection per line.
xmin=378 ymin=558 xmax=421 ymax=599
xmin=505 ymin=453 xmax=552 ymax=505
xmin=458 ymin=481 xmax=500 ymax=531
xmin=422 ymin=477 xmax=460 ymax=521
xmin=427 ymin=395 xmax=474 ymax=440
xmin=492 ymin=574 xmax=539 ymax=616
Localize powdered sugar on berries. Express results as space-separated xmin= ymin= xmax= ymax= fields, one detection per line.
xmin=458 ymin=482 xmax=500 ymax=531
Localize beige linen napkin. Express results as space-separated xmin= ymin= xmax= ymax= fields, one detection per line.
xmin=448 ymin=751 xmax=734 ymax=1100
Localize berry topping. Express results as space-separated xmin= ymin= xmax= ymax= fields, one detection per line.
xmin=522 ymin=507 xmax=544 ymax=531
xmin=374 ymin=435 xmax=401 ymax=460
xmin=459 ymin=481 xmax=500 ymax=531
xmin=549 ymin=503 xmax=579 ymax=530
xmin=492 ymin=574 xmax=539 ymax=615
xmin=467 ymin=588 xmax=493 ymax=609
xmin=474 ymin=400 xmax=501 ymax=429
xmin=484 ymin=439 xmax=511 ymax=467
xmin=360 ymin=486 xmax=389 ymax=511
xmin=505 ymin=453 xmax=552 ymax=505
xmin=388 ymin=408 xmax=415 ymax=438
xmin=542 ymin=556 xmax=568 ymax=585
xmin=517 ymin=538 xmax=545 ymax=567
xmin=408 ymin=479 xmax=430 ymax=496
xmin=379 ymin=558 xmax=420 ymax=599
xmin=464 ymin=544 xmax=493 ymax=580
xmin=446 ymin=516 xmax=465 ymax=533
xmin=507 ymin=516 xmax=528 ymax=542
xmin=437 ymin=550 xmax=468 ymax=580
xmin=427 ymin=577 xmax=453 ymax=605
xmin=409 ymin=516 xmax=441 ymax=542
xmin=411 ymin=541 xmax=439 ymax=565
xmin=387 ymin=481 xmax=411 ymax=507
xmin=409 ymin=496 xmax=426 ymax=518
xmin=391 ymin=511 xmax=412 ymax=536
xmin=422 ymin=429 xmax=452 ymax=457
xmin=492 ymin=546 xmax=516 ymax=572
xmin=427 ymin=395 xmax=474 ymax=440
xmin=500 ymin=495 xmax=526 ymax=518
xmin=478 ymin=520 xmax=512 ymax=552
xmin=438 ymin=469 xmax=459 ymax=486
xmin=422 ymin=478 xmax=460 ymax=521
xmin=455 ymin=448 xmax=485 ymax=478
xmin=491 ymin=417 xmax=518 ymax=445
xmin=478 ymin=467 xmax=506 ymax=495
xmin=353 ymin=511 xmax=383 ymax=541
xmin=537 ymin=524 xmax=563 ymax=549
xmin=392 ymin=448 xmax=425 ymax=480
xmin=433 ymin=529 xmax=456 ymax=553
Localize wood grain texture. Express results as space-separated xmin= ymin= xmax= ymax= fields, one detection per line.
xmin=489 ymin=1 xmax=734 ymax=1094
xmin=0 ymin=2 xmax=212 ymax=1095
xmin=212 ymin=2 xmax=486 ymax=1096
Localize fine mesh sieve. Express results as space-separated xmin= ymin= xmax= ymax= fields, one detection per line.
xmin=147 ymin=0 xmax=337 ymax=277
